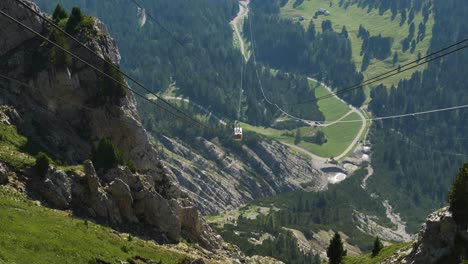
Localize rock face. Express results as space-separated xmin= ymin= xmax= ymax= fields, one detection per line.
xmin=0 ymin=0 xmax=329 ymax=217
xmin=161 ymin=136 xmax=327 ymax=215
xmin=0 ymin=163 xmax=10 ymax=185
xmin=40 ymin=169 xmax=72 ymax=209
xmin=401 ymin=207 xmax=467 ymax=264
xmin=0 ymin=0 xmax=218 ymax=249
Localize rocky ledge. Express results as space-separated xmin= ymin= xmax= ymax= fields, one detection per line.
xmin=382 ymin=207 xmax=468 ymax=264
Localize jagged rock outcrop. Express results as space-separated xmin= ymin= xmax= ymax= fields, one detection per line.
xmin=400 ymin=207 xmax=467 ymax=264
xmin=0 ymin=0 xmax=218 ymax=249
xmin=161 ymin=136 xmax=327 ymax=214
xmin=40 ymin=169 xmax=72 ymax=209
xmin=0 ymin=163 xmax=9 ymax=185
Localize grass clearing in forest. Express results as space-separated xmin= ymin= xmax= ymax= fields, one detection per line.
xmin=296 ymin=112 xmax=362 ymax=158
xmin=281 ymin=0 xmax=434 ymax=88
xmin=311 ymin=80 xmax=351 ymax=121
xmin=242 ymin=111 xmax=362 ymax=158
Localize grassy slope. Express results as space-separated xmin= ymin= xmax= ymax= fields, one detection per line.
xmin=0 ymin=187 xmax=188 ymax=264
xmin=311 ymin=81 xmax=350 ymax=121
xmin=242 ymin=110 xmax=361 ymax=158
xmin=304 ymin=112 xmax=361 ymax=158
xmin=281 ymin=0 xmax=434 ymax=88
xmin=0 ymin=123 xmax=35 ymax=171
xmin=343 ymin=243 xmax=412 ymax=264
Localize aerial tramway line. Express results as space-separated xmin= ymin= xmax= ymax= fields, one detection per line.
xmin=2 ymin=0 xmax=468 ymax=144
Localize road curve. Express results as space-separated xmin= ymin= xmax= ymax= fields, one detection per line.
xmin=308 ymin=78 xmax=368 ymax=160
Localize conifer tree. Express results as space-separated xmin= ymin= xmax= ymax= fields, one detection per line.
xmin=50 ymin=29 xmax=71 ymax=69
xmin=52 ymin=4 xmax=68 ymax=23
xmin=100 ymin=58 xmax=127 ymax=99
xmin=327 ymin=232 xmax=346 ymax=264
xmin=448 ymin=163 xmax=468 ymax=229
xmin=294 ymin=129 xmax=302 ymax=145
xmin=65 ymin=7 xmax=83 ymax=34
xmin=372 ymin=236 xmax=384 ymax=257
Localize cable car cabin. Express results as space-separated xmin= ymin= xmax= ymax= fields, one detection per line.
xmin=233 ymin=126 xmax=243 ymax=141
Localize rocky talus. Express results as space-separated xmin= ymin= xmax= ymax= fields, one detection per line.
xmin=161 ymin=136 xmax=327 ymax=215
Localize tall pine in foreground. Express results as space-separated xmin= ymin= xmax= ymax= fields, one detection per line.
xmin=449 ymin=163 xmax=468 ymax=229
xmin=327 ymin=232 xmax=346 ymax=264
xmin=372 ymin=236 xmax=384 ymax=257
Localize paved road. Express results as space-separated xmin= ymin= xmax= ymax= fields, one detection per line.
xmin=307 ymin=78 xmax=368 ymax=160
xmin=231 ymin=3 xmax=367 ymax=161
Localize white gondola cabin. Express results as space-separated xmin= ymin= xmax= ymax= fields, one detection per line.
xmin=233 ymin=125 xmax=243 ymax=141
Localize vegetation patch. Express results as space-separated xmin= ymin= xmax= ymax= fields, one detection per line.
xmin=280 ymin=0 xmax=434 ymax=88
xmin=296 ymin=112 xmax=362 ymax=158
xmin=0 ymin=187 xmax=188 ymax=264
xmin=343 ymin=242 xmax=411 ymax=264
xmin=312 ymin=80 xmax=351 ymax=121
xmin=0 ymin=123 xmax=34 ymax=171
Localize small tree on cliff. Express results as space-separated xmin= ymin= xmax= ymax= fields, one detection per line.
xmin=448 ymin=163 xmax=468 ymax=229
xmin=35 ymin=152 xmax=51 ymax=178
xmin=52 ymin=4 xmax=68 ymax=23
xmin=90 ymin=138 xmax=124 ymax=170
xmin=372 ymin=236 xmax=384 ymax=257
xmin=50 ymin=29 xmax=72 ymax=69
xmin=327 ymin=232 xmax=347 ymax=264
xmin=100 ymin=57 xmax=127 ymax=99
xmin=65 ymin=7 xmax=83 ymax=34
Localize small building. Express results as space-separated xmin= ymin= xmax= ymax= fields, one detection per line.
xmin=317 ymin=8 xmax=331 ymax=16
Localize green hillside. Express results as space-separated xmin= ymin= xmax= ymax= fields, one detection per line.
xmin=0 ymin=187 xmax=188 ymax=264
xmin=281 ymin=0 xmax=434 ymax=88
xmin=343 ymin=243 xmax=411 ymax=264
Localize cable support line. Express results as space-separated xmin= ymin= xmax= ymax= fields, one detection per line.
xmin=280 ymin=38 xmax=468 ymax=106
xmin=247 ymin=10 xmax=468 ymax=126
xmin=128 ymin=0 xmax=186 ymax=49
xmin=12 ymin=0 xmax=202 ymax=129
xmin=0 ymin=73 xmax=160 ymax=133
xmin=396 ymin=122 xmax=468 ymax=141
xmin=320 ymin=104 xmax=468 ymax=124
xmin=0 ymin=8 xmax=214 ymax=132
xmin=392 ymin=129 xmax=468 ymax=157
xmin=248 ymin=10 xmax=317 ymax=124
xmin=304 ymin=44 xmax=468 ymax=105
xmin=237 ymin=58 xmax=244 ymax=121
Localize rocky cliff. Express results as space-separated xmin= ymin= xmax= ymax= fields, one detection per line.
xmin=160 ymin=136 xmax=327 ymax=215
xmin=381 ymin=207 xmax=468 ymax=264
xmin=0 ymin=0 xmax=217 ymax=249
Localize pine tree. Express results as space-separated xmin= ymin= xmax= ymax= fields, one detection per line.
xmin=35 ymin=152 xmax=51 ymax=178
xmin=100 ymin=58 xmax=127 ymax=99
xmin=50 ymin=29 xmax=72 ymax=69
xmin=90 ymin=138 xmax=124 ymax=170
xmin=52 ymin=4 xmax=68 ymax=23
xmin=393 ymin=51 xmax=399 ymax=66
xmin=372 ymin=236 xmax=384 ymax=257
xmin=65 ymin=7 xmax=83 ymax=34
xmin=327 ymin=232 xmax=346 ymax=264
xmin=294 ymin=128 xmax=302 ymax=145
xmin=448 ymin=163 xmax=468 ymax=229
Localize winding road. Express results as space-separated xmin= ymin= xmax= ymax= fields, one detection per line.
xmin=305 ymin=78 xmax=367 ymax=160
xmin=230 ymin=0 xmax=367 ymax=161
